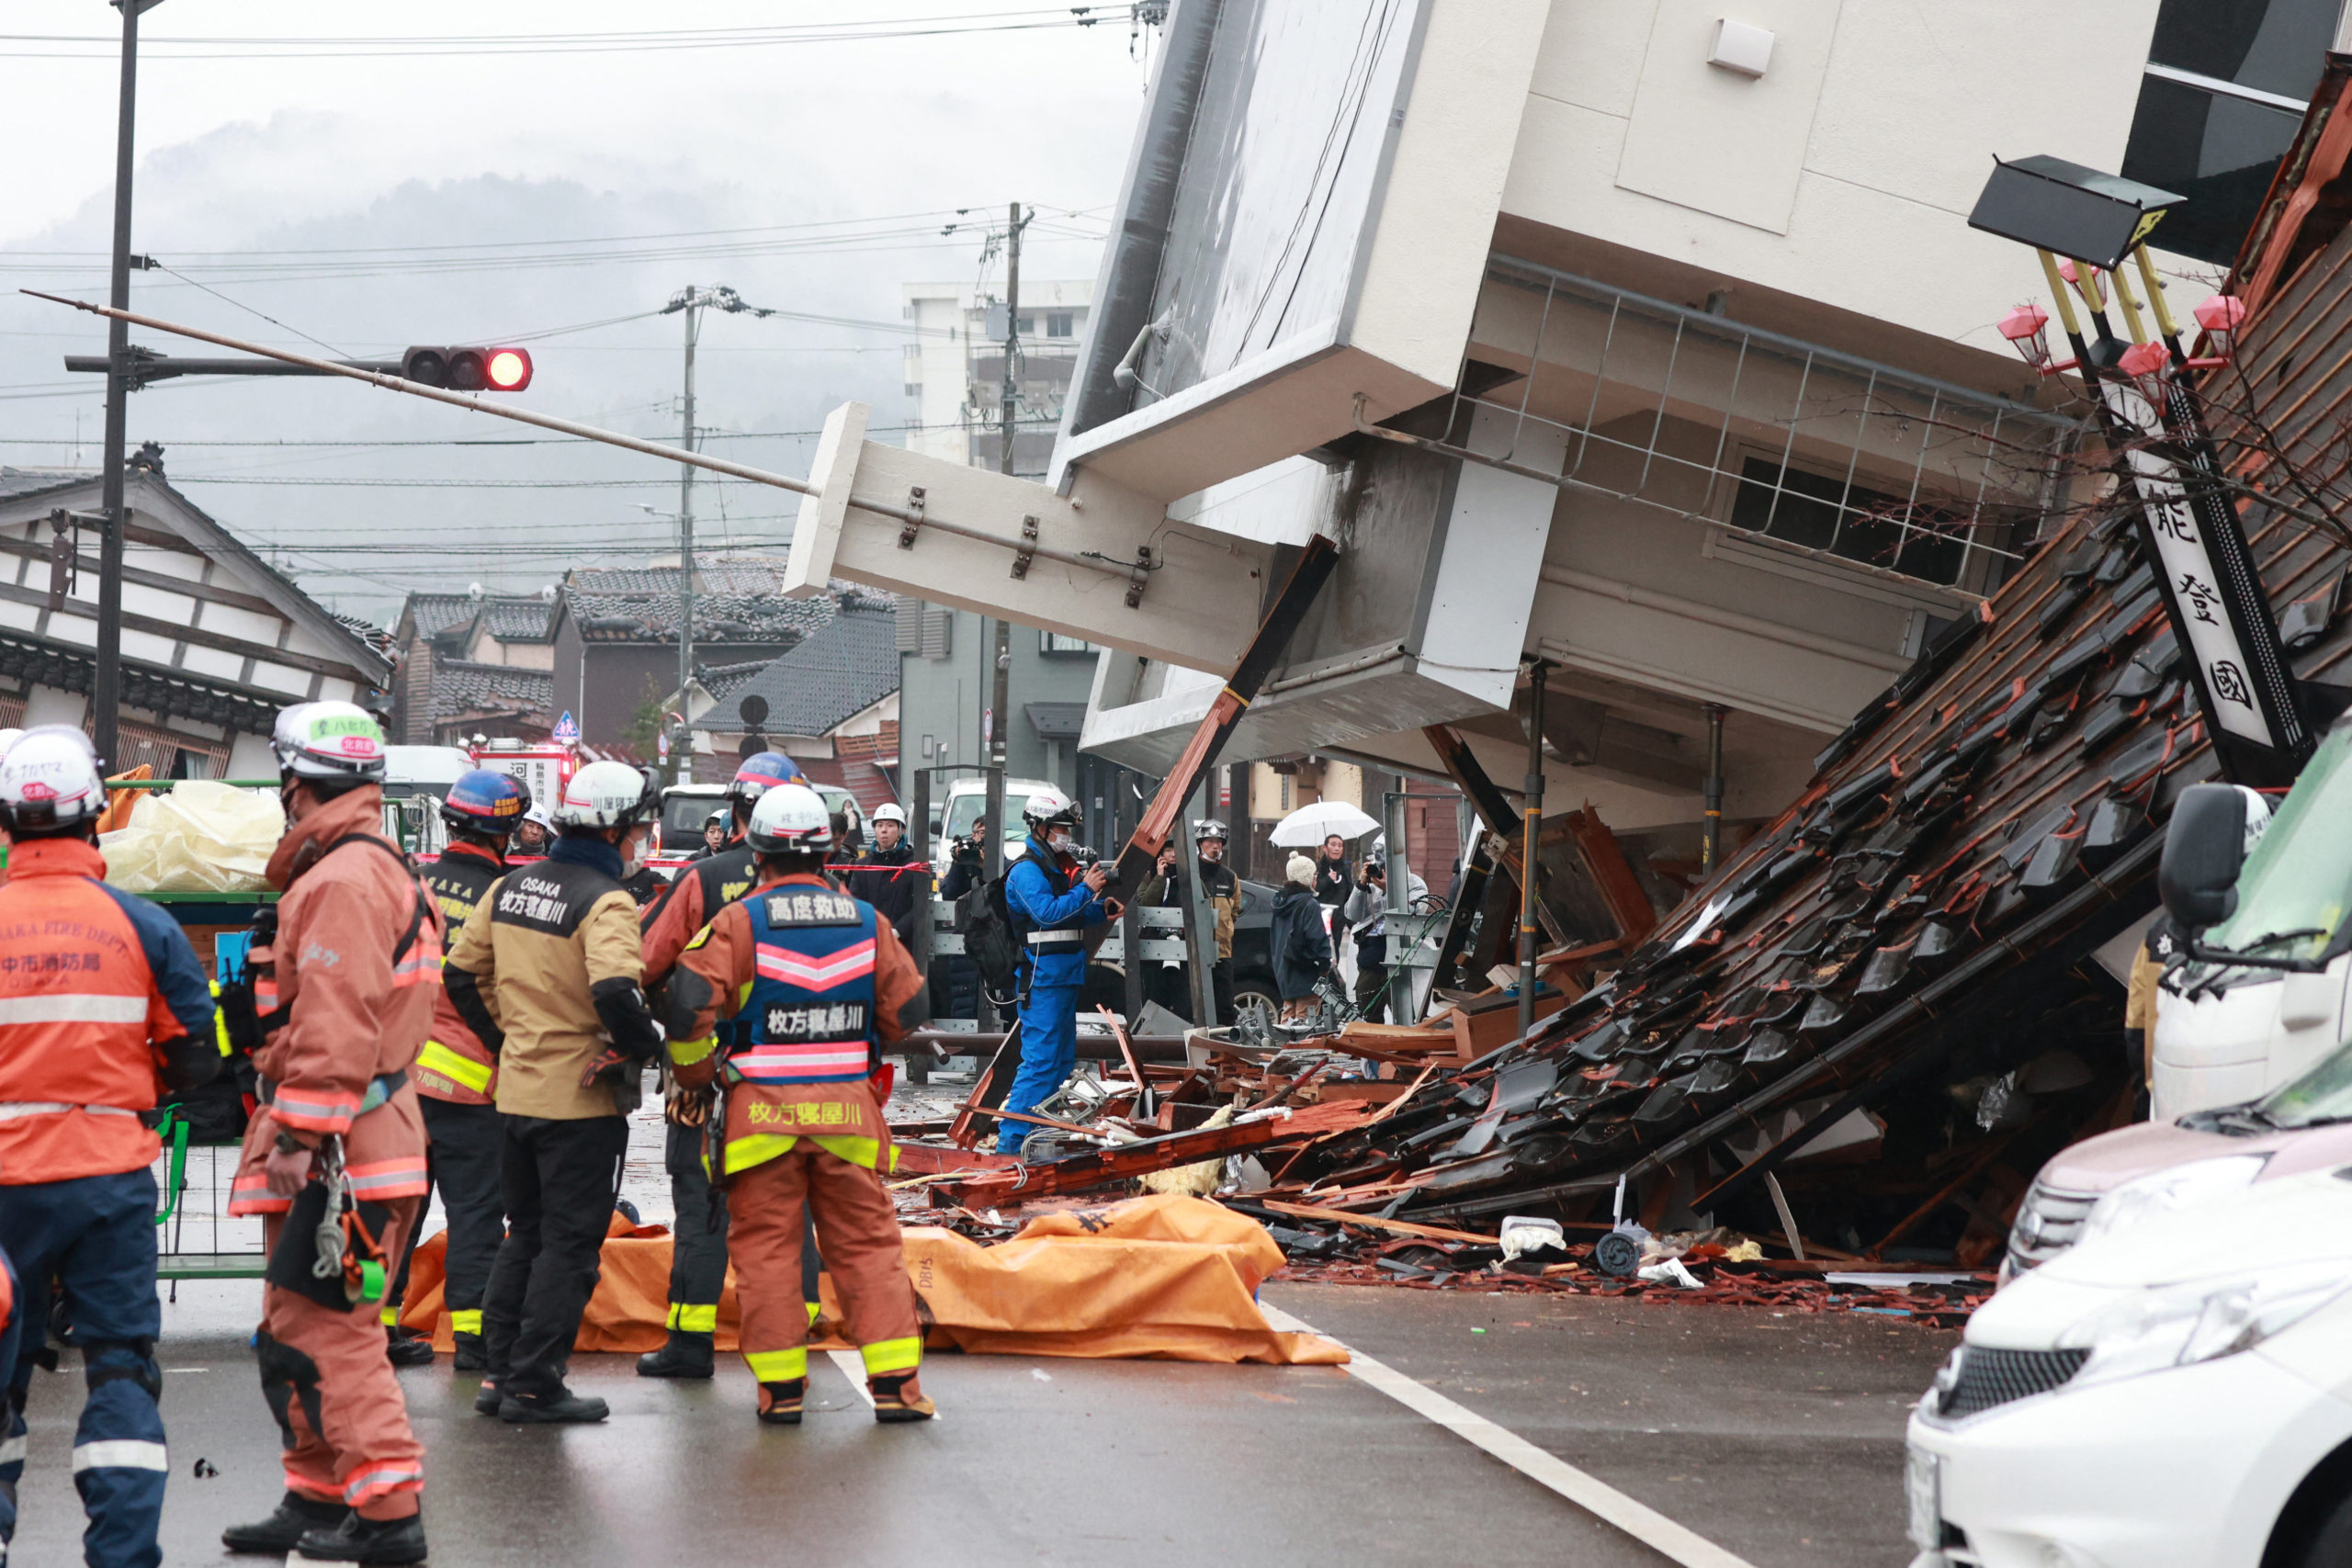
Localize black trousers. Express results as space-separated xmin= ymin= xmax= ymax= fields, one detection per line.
xmin=1353 ymin=934 xmax=1391 ymax=1023
xmin=482 ymin=1113 xmax=628 ymax=1399
xmin=662 ymin=1120 xmax=729 ymax=1330
xmin=1146 ymin=957 xmax=1235 ymax=1026
xmin=422 ymin=1098 xmax=506 ymax=1331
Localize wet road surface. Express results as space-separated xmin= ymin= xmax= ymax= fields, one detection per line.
xmin=10 ymin=1271 xmax=1951 ymax=1567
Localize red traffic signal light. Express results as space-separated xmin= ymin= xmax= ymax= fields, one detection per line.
xmin=401 ymin=345 xmax=533 ymax=392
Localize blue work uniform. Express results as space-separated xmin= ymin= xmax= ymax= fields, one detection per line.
xmin=998 ymin=837 xmax=1107 ymax=1155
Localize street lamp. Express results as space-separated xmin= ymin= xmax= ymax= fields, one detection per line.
xmin=2192 ymin=294 xmax=2247 ymax=366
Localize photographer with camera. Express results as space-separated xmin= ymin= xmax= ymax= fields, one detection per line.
xmin=1342 ymin=852 xmax=1427 ymax=1024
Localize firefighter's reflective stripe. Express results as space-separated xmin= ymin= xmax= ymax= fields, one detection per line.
xmin=860 ymin=1336 xmax=922 ymax=1377
xmin=753 ymin=940 xmax=876 ymax=990
xmin=341 ymin=1463 xmax=424 ymax=1506
xmin=0 ymin=994 xmax=148 ymax=1025
xmin=449 ymin=1309 xmax=483 ymax=1336
xmin=669 ymin=1033 xmax=718 ymax=1067
xmin=228 ymin=1171 xmax=292 ymax=1216
xmin=345 ymin=1157 xmax=429 ymax=1200
xmin=0 ymin=1101 xmax=136 ymax=1122
xmin=390 ymin=918 xmax=442 ymax=988
xmin=743 ymin=1347 xmax=806 ymax=1382
xmin=379 ymin=1303 xmax=401 ymax=1327
xmin=268 ymin=1088 xmax=361 ymax=1134
xmin=666 ymin=1302 xmax=718 ymax=1334
xmin=721 ymin=1132 xmax=892 ymax=1175
xmin=729 ymin=1043 xmax=870 ymax=1082
xmin=210 ymin=980 xmax=233 ymax=1055
xmin=415 ymin=1040 xmax=492 ymax=1093
xmin=72 ymin=1439 xmax=168 ymax=1473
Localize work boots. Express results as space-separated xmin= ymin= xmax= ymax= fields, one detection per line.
xmin=472 ymin=1377 xmax=504 ymax=1416
xmin=384 ymin=1326 xmax=435 ymax=1368
xmin=500 ymin=1387 xmax=611 ymax=1424
xmin=296 ymin=1510 xmax=429 ymax=1564
xmin=221 ymin=1490 xmax=346 ymax=1554
xmin=870 ymin=1371 xmax=936 ymax=1423
xmin=451 ymin=1330 xmax=488 ymax=1372
xmin=756 ymin=1378 xmax=805 ymax=1426
xmin=635 ymin=1329 xmax=715 ymax=1379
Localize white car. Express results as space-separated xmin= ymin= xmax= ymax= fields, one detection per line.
xmin=1905 ymin=1166 xmax=2352 ymax=1566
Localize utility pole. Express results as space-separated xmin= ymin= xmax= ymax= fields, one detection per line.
xmin=659 ymin=284 xmax=774 ymax=784
xmin=999 ymin=201 xmax=1023 ymax=477
xmin=95 ymin=0 xmax=163 ymax=769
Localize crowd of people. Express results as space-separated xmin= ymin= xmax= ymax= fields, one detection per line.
xmin=0 ymin=705 xmax=1423 ymax=1566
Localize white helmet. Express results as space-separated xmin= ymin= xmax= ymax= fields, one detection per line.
xmin=745 ymin=782 xmax=833 ymax=854
xmin=550 ymin=760 xmax=659 ymax=830
xmin=271 ymin=700 xmax=387 ymax=784
xmin=1021 ymin=785 xmax=1080 ymax=834
xmin=0 ymin=726 xmax=107 ymax=835
xmin=870 ymin=803 xmax=907 ymax=827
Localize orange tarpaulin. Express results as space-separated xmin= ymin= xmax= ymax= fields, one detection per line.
xmin=400 ymin=1195 xmax=1343 ymax=1366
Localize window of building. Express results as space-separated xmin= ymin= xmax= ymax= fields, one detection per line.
xmin=1040 ymin=629 xmax=1093 ymax=654
xmin=1046 ymin=311 xmax=1074 ymax=338
xmin=1729 ymin=457 xmax=2012 ymax=590
xmin=2121 ymin=0 xmax=2335 ymax=265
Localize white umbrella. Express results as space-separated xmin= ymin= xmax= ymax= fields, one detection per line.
xmin=1269 ymin=800 xmax=1381 ymax=848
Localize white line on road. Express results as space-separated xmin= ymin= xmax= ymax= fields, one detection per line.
xmin=1260 ymin=1303 xmax=1758 ymax=1568
xmin=827 ymin=1348 xmax=876 ymax=1408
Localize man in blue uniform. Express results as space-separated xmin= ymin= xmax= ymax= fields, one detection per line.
xmin=996 ymin=788 xmax=1115 ymax=1156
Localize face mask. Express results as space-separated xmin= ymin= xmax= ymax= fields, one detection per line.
xmin=620 ymin=828 xmax=650 ymax=874
xmin=1048 ymin=829 xmax=1074 ymax=853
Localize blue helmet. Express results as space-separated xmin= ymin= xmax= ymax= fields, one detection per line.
xmin=728 ymin=750 xmax=806 ymax=809
xmin=440 ymin=768 xmax=532 ymax=840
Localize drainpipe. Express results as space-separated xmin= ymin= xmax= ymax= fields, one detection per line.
xmin=1702 ymin=704 xmax=1727 ymax=873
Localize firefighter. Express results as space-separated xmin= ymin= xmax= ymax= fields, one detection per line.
xmin=220 ymin=703 xmax=437 ymax=1565
xmin=633 ymin=750 xmax=803 ymax=1380
xmin=0 ymin=728 xmax=215 ymax=1568
xmin=663 ymin=783 xmax=932 ymax=1424
xmin=381 ymin=769 xmax=531 ymax=1373
xmin=443 ymin=761 xmax=664 ymax=1425
xmin=998 ymin=788 xmax=1114 ymax=1156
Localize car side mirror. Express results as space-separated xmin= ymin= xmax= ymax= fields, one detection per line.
xmin=2159 ymin=784 xmax=2248 ymax=931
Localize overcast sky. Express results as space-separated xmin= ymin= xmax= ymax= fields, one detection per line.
xmin=0 ymin=2 xmax=1147 ymax=622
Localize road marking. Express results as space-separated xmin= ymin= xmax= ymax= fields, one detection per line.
xmin=827 ymin=1349 xmax=876 ymax=1408
xmin=1260 ymin=1303 xmax=1758 ymax=1568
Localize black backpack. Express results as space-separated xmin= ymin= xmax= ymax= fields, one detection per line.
xmin=956 ymin=875 xmax=1022 ymax=998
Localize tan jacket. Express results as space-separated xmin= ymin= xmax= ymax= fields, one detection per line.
xmin=447 ymin=850 xmax=646 ymax=1120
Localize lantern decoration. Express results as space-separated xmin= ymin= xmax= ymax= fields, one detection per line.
xmin=2117 ymin=339 xmax=2174 ymax=408
xmin=1997 ymin=303 xmax=2054 ymax=372
xmin=2192 ymin=294 xmax=2246 ymax=365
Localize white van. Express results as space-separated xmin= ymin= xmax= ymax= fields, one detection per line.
xmin=930 ymin=776 xmax=1058 ymax=876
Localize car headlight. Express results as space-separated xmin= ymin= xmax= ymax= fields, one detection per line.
xmin=2056 ymin=1261 xmax=2351 ymax=1391
xmin=2077 ymin=1155 xmax=2267 ymax=1247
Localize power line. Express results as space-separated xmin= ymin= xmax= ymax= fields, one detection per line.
xmin=0 ymin=420 xmax=1065 ymax=447
xmin=0 ymin=8 xmax=1136 ymax=60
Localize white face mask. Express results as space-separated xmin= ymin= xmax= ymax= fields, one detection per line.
xmin=620 ymin=826 xmax=650 ymax=875
xmin=1198 ymin=840 xmax=1225 ymax=862
xmin=1048 ymin=829 xmax=1075 ymax=853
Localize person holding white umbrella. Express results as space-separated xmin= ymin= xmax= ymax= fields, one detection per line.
xmin=1269 ymin=801 xmax=1380 ymax=990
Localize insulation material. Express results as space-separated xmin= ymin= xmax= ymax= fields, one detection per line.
xmin=100 ymin=780 xmax=284 ymax=892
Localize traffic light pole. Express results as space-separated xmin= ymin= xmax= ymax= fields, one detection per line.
xmin=95 ymin=0 xmax=162 ymax=769
xmin=676 ymin=295 xmax=701 ymax=785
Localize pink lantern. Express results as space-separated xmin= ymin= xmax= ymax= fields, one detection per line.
xmin=2193 ymin=294 xmax=2246 ymax=361
xmin=2117 ymin=339 xmax=2174 ymax=406
xmin=1997 ymin=303 xmax=2053 ymax=371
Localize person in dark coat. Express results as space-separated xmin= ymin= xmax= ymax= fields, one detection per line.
xmin=843 ymin=803 xmax=922 ymax=944
xmin=1270 ymin=853 xmax=1335 ymax=1021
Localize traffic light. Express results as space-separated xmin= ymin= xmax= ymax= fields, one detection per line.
xmin=401 ymin=345 xmax=533 ymax=392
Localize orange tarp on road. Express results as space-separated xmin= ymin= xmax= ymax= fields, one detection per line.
xmin=400 ymin=1194 xmax=1343 ymax=1366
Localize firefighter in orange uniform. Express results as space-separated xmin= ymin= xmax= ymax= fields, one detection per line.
xmin=220 ymin=704 xmax=438 ymax=1566
xmin=663 ymin=783 xmax=933 ymax=1425
xmin=0 ymin=728 xmax=217 ymax=1568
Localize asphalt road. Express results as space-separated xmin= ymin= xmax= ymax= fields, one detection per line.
xmin=8 ymin=1276 xmax=1952 ymax=1567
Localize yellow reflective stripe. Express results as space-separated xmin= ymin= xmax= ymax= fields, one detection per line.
xmin=744 ymin=1348 xmax=807 ymax=1383
xmin=738 ymin=979 xmax=754 ymax=1009
xmin=860 ymin=1337 xmax=922 ymax=1377
xmin=668 ymin=1035 xmax=718 ymax=1067
xmin=811 ymin=1134 xmax=887 ymax=1170
xmin=448 ymin=1310 xmax=482 ymax=1336
xmin=806 ymin=1302 xmax=821 ymax=1327
xmin=722 ymin=1133 xmax=798 ymax=1174
xmin=209 ymin=980 xmax=232 ymax=1057
xmin=379 ymin=1302 xmax=401 ymax=1327
xmin=666 ymin=1302 xmax=718 ymax=1334
xmin=416 ymin=1040 xmax=492 ymax=1093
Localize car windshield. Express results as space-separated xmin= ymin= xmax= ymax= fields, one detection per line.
xmin=662 ymin=794 xmax=726 ymax=840
xmin=942 ymin=791 xmax=1034 ymax=842
xmin=2254 ymin=1033 xmax=2352 ymax=1129
xmin=2201 ymin=721 xmax=2352 ymax=967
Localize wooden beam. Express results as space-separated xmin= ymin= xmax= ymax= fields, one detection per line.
xmin=0 ymin=578 xmax=357 ymax=680
xmin=0 ymin=530 xmax=281 ymax=617
xmin=1250 ymin=1199 xmax=1498 ymax=1246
